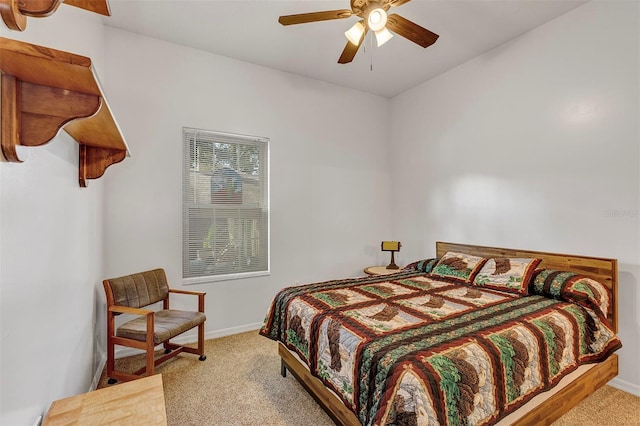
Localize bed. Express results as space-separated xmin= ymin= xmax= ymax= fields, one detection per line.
xmin=260 ymin=241 xmax=621 ymax=425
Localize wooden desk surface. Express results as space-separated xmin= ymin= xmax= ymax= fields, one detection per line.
xmin=42 ymin=374 xmax=167 ymax=425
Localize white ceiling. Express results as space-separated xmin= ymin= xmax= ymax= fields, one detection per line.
xmin=103 ymin=0 xmax=588 ymax=98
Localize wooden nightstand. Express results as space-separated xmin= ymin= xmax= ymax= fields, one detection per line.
xmin=364 ymin=266 xmax=404 ymax=276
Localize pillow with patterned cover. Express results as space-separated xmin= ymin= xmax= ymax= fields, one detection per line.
xmin=403 ymin=258 xmax=440 ymax=273
xmin=429 ymin=252 xmax=486 ymax=284
xmin=531 ymin=269 xmax=612 ymax=320
xmin=472 ymin=257 xmax=541 ymax=295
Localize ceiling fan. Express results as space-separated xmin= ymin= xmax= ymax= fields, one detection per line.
xmin=278 ymin=0 xmax=439 ymax=64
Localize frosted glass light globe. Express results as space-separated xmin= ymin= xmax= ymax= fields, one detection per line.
xmin=367 ymin=8 xmax=387 ymax=32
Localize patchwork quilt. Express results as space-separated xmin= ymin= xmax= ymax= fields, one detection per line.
xmin=260 ymin=270 xmax=621 ymax=426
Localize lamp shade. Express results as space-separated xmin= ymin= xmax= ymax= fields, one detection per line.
xmin=345 ymin=21 xmax=365 ymax=45
xmin=381 ymin=241 xmax=401 ymax=251
xmin=374 ymin=27 xmax=393 ymax=46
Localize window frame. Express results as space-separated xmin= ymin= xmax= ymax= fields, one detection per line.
xmin=182 ymin=127 xmax=270 ymax=284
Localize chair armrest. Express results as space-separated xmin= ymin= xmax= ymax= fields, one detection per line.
xmin=169 ymin=289 xmax=206 ymax=296
xmin=109 ymin=305 xmax=153 ymax=316
xmin=167 ymin=289 xmax=206 ymax=312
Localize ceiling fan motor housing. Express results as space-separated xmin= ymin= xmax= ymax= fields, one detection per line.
xmin=351 ymin=0 xmax=391 ymax=19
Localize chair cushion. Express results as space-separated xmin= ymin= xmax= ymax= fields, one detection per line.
xmin=108 ymin=269 xmax=170 ymax=309
xmin=117 ymin=310 xmax=206 ymax=344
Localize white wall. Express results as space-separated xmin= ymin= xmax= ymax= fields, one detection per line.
xmin=390 ymin=1 xmax=639 ymax=394
xmin=0 ymin=6 xmax=107 ymax=425
xmin=101 ymin=28 xmax=393 ymax=335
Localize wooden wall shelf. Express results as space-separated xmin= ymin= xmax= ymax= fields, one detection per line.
xmin=0 ymin=0 xmax=110 ymax=31
xmin=0 ymin=37 xmax=129 ymax=187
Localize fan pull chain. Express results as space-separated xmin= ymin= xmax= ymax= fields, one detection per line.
xmin=369 ymin=30 xmax=374 ymax=71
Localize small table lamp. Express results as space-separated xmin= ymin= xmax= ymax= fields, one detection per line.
xmin=381 ymin=241 xmax=401 ymax=269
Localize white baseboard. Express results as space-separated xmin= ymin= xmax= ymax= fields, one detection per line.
xmin=608 ymin=377 xmax=640 ymax=396
xmin=114 ymin=322 xmax=263 ymax=359
xmin=203 ymin=322 xmax=263 ymax=340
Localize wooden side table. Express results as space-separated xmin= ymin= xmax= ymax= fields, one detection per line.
xmin=42 ymin=374 xmax=167 ymax=425
xmin=364 ymin=266 xmax=404 ymax=276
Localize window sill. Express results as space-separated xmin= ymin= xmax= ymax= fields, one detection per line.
xmin=183 ymin=270 xmax=270 ymax=285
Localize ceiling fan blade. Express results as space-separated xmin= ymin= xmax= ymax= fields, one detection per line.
xmin=338 ymin=26 xmax=368 ymax=64
xmin=386 ymin=14 xmax=439 ymax=48
xmin=63 ymin=0 xmax=110 ymax=16
xmin=278 ymin=9 xmax=352 ymax=26
xmin=387 ymin=0 xmax=412 ymax=7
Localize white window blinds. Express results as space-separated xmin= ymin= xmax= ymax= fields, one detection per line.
xmin=183 ymin=127 xmax=269 ymax=281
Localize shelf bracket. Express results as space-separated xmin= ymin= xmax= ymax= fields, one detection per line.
xmin=0 ymin=74 xmax=20 ymax=162
xmin=0 ymin=0 xmax=110 ymax=31
xmin=79 ymin=145 xmax=127 ymax=188
xmin=0 ymin=0 xmax=26 ymax=31
xmin=1 ymin=74 xmax=101 ymax=163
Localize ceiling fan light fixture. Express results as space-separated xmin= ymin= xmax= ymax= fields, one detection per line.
xmin=367 ymin=8 xmax=387 ymax=32
xmin=345 ymin=21 xmax=365 ymax=45
xmin=375 ymin=27 xmax=393 ymax=47
xmin=277 ymin=2 xmax=440 ymax=65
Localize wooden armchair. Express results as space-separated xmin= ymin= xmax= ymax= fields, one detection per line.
xmin=103 ymin=268 xmax=206 ymax=384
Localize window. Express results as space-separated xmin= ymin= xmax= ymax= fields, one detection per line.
xmin=183 ymin=128 xmax=269 ymax=282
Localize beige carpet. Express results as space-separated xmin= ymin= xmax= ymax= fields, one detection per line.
xmin=99 ymin=331 xmax=640 ymax=425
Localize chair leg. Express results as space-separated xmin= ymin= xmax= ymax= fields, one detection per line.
xmin=197 ymin=322 xmax=206 ymax=361
xmin=107 ymin=339 xmax=115 ymax=378
xmin=145 ymin=347 xmax=155 ymax=376
xmin=145 ymin=314 xmax=155 ymax=376
xmin=163 ymin=340 xmax=171 ymax=354
xmin=106 ymin=312 xmax=116 ymax=382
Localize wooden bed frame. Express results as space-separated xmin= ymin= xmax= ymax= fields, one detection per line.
xmin=278 ymin=241 xmax=620 ymax=426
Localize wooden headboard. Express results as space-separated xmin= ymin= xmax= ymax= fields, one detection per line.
xmin=436 ymin=242 xmax=619 ymax=332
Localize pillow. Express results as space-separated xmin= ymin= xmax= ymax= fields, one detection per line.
xmin=531 ymin=269 xmax=612 ymax=319
xmin=429 ymin=252 xmax=486 ymax=284
xmin=403 ymin=258 xmax=440 ymax=273
xmin=472 ymin=257 xmax=541 ymax=295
